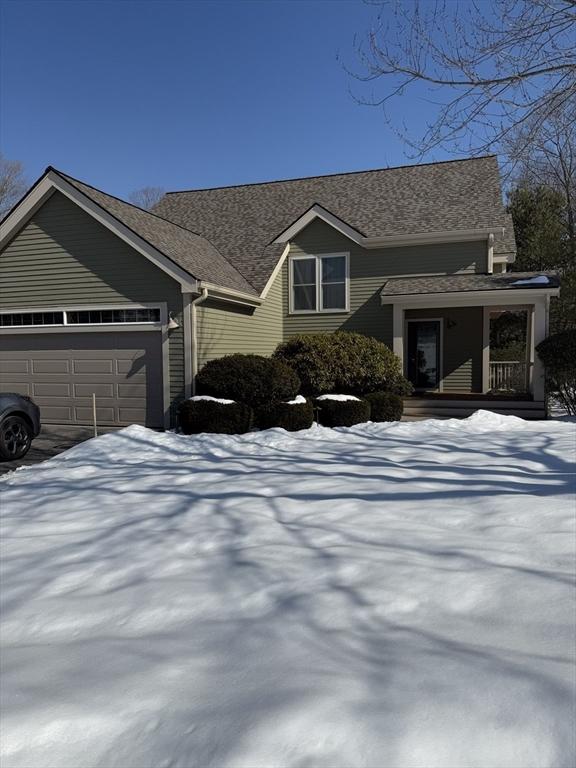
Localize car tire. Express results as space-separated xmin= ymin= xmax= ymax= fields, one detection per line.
xmin=0 ymin=415 xmax=33 ymax=460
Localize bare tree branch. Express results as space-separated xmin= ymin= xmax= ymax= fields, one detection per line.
xmin=128 ymin=186 xmax=165 ymax=211
xmin=0 ymin=154 xmax=27 ymax=219
xmin=345 ymin=0 xmax=576 ymax=160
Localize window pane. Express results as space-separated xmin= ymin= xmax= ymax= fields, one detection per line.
xmin=322 ymin=282 xmax=346 ymax=310
xmin=293 ymin=284 xmax=317 ymax=311
xmin=322 ymin=256 xmax=346 ymax=283
xmin=292 ymin=258 xmax=316 ymax=285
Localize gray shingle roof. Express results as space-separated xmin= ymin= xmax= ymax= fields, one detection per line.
xmin=380 ymin=272 xmax=560 ymax=297
xmin=55 ymin=170 xmax=256 ymax=295
xmin=154 ymin=156 xmax=516 ymax=293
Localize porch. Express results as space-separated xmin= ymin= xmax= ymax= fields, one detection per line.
xmin=381 ymin=271 xmax=560 ymax=420
xmin=402 ymin=392 xmax=545 ymax=420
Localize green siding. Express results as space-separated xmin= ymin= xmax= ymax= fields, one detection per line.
xmin=196 ymin=268 xmax=283 ymax=369
xmin=405 ymin=307 xmax=483 ymax=392
xmin=0 ymin=191 xmax=185 ymax=412
xmin=1 ymin=197 xmax=490 ymax=402
xmin=284 ymin=219 xmax=486 ymax=345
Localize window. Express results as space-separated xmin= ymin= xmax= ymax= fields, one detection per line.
xmin=291 ymin=253 xmax=348 ymax=313
xmin=66 ymin=308 xmax=161 ymax=324
xmin=0 ymin=311 xmax=64 ymax=327
xmin=0 ymin=307 xmax=161 ymax=327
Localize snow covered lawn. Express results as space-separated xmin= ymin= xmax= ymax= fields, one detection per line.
xmin=1 ymin=412 xmax=575 ymax=768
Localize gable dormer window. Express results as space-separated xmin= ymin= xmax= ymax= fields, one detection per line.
xmin=290 ymin=253 xmax=349 ymax=313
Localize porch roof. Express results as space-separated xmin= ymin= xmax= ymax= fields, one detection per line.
xmin=380 ymin=271 xmax=559 ymax=298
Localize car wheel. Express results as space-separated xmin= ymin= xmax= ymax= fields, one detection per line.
xmin=0 ymin=416 xmax=33 ymax=460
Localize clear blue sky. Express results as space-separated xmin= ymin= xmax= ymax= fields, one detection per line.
xmin=0 ymin=0 xmax=454 ymax=198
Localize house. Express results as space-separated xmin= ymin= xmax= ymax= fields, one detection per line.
xmin=0 ymin=156 xmax=560 ymax=427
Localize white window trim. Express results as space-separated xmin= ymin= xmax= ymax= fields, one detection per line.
xmin=0 ymin=303 xmax=166 ymax=329
xmin=405 ymin=317 xmax=444 ymax=393
xmin=289 ymin=252 xmax=350 ymax=315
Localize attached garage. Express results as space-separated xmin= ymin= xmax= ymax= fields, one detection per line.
xmin=0 ymin=330 xmax=165 ymax=428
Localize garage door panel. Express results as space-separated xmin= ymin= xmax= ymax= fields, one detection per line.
xmin=73 ymin=359 xmax=114 ymax=374
xmin=32 ymin=359 xmax=70 ymax=374
xmin=118 ymin=407 xmax=147 ymax=423
xmin=118 ymin=383 xmax=147 ymax=398
xmin=74 ymin=382 xmax=115 ymax=398
xmin=75 ymin=406 xmax=116 ymax=423
xmin=0 ymin=380 xmax=31 ymax=396
xmin=0 ymin=332 xmax=163 ymax=428
xmin=42 ymin=405 xmax=73 ymax=422
xmin=32 ymin=382 xmax=71 ymax=397
xmin=116 ymin=358 xmax=147 ymax=375
xmin=2 ymin=360 xmax=29 ymax=374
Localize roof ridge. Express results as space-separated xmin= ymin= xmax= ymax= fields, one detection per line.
xmin=49 ymin=167 xmax=259 ymax=294
xmin=164 ymin=155 xmax=498 ymax=195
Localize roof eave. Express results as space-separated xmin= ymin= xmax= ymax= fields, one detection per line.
xmin=273 ymin=204 xmax=504 ymax=250
xmin=381 ymin=286 xmax=560 ymax=305
xmin=199 ymin=281 xmax=262 ymax=307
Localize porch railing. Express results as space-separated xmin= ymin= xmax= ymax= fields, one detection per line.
xmin=489 ymin=361 xmax=530 ymax=393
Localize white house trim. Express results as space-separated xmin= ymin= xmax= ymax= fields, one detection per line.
xmin=288 ymin=252 xmax=350 ymax=315
xmin=273 ymin=205 xmax=366 ymax=246
xmin=0 ymin=171 xmax=199 ymax=293
xmin=198 ymin=282 xmax=261 ymax=307
xmin=382 ymin=287 xmax=559 ymax=308
xmin=260 ymin=243 xmax=290 ymax=299
xmin=182 ymin=293 xmax=193 ymax=399
xmin=487 ymin=233 xmax=495 ymax=274
xmin=362 ymin=229 xmax=498 ymax=249
xmin=273 ymin=204 xmax=501 ymax=251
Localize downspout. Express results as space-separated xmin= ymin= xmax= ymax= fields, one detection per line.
xmin=487 ymin=233 xmax=494 ymax=274
xmin=191 ymin=287 xmax=209 ymax=396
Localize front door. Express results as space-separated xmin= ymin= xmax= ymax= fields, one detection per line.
xmin=407 ymin=320 xmax=441 ymax=390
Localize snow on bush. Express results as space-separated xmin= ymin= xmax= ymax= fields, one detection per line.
xmin=316 ymin=393 xmax=360 ymax=401
xmin=189 ymin=395 xmax=235 ymax=404
xmin=286 ymin=395 xmax=307 ymax=406
xmin=1 ymin=412 xmax=574 ymax=768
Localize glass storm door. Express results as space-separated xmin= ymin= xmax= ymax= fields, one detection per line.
xmin=407 ymin=320 xmax=441 ymax=390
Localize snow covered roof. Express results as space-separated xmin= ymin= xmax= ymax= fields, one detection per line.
xmin=380 ymin=271 xmax=560 ymax=298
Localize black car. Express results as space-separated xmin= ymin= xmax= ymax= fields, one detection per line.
xmin=0 ymin=393 xmax=41 ymax=460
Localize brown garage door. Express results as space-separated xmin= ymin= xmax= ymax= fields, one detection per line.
xmin=0 ymin=332 xmax=164 ymax=428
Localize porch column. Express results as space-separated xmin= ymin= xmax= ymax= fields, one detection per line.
xmin=392 ymin=304 xmax=404 ymax=368
xmin=482 ymin=307 xmax=491 ymax=393
xmin=532 ymin=298 xmax=547 ymax=401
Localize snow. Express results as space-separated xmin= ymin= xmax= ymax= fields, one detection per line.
xmin=316 ymin=393 xmax=360 ymax=401
xmin=189 ymin=395 xmax=236 ymax=404
xmin=510 ymin=275 xmax=550 ymax=286
xmin=286 ymin=395 xmax=307 ymax=406
xmin=1 ymin=411 xmax=575 ymax=768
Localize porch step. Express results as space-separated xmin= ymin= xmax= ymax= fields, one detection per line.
xmin=402 ymin=398 xmax=546 ymax=421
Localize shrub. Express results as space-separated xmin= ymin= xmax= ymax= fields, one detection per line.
xmin=273 ymin=332 xmax=412 ymax=397
xmin=536 ymin=329 xmax=576 ymax=415
xmin=255 ymin=397 xmax=314 ymax=431
xmin=364 ymin=391 xmax=404 ymax=422
xmin=196 ymin=354 xmax=300 ymax=407
xmin=178 ymin=398 xmax=253 ymax=435
xmin=313 ymin=396 xmax=371 ymax=428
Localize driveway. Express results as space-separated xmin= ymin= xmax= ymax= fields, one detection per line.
xmin=0 ymin=425 xmax=112 ymax=476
